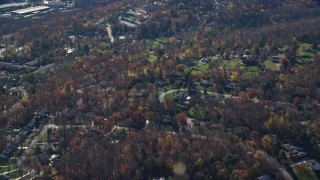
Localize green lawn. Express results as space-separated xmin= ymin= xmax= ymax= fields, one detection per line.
xmin=156 ymin=37 xmax=171 ymax=43
xmin=39 ymin=131 xmax=48 ymax=143
xmin=148 ymin=54 xmax=157 ymax=63
xmin=164 ymin=93 xmax=175 ymax=101
xmin=297 ymin=43 xmax=314 ymax=58
xmin=197 ymin=63 xmax=209 ymax=71
xmin=159 ymin=85 xmax=175 ymax=92
xmin=7 ymin=169 xmax=25 ymax=179
xmin=127 ymin=15 xmax=136 ymax=21
xmin=144 ymin=39 xmax=160 ymax=49
xmin=245 ymin=66 xmax=260 ymax=72
xmin=0 ymin=165 xmax=16 ymax=173
xmin=292 ymin=164 xmax=318 ymax=180
xmin=264 ymin=60 xmax=279 ymax=71
xmin=226 ymin=59 xmax=241 ymax=68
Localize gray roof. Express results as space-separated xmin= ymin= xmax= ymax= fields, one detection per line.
xmin=0 ymin=2 xmax=29 ymax=10
xmin=11 ymin=6 xmax=49 ymax=15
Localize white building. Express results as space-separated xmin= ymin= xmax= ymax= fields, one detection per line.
xmin=43 ymin=0 xmax=65 ymax=8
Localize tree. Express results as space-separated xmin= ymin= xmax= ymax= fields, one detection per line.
xmin=81 ymin=44 xmax=90 ymax=55
xmin=223 ymin=153 xmax=239 ymax=165
xmin=175 ymin=64 xmax=186 ymax=74
xmin=293 ymin=96 xmax=300 ymax=106
xmin=174 ymin=112 xmax=187 ymax=125
xmin=261 ymin=135 xmax=276 ymax=153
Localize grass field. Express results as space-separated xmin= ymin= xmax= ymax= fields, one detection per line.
xmin=0 ymin=165 xmax=16 ymax=173
xmin=197 ymin=63 xmax=209 ymax=71
xmin=39 ymin=130 xmax=48 ymax=143
xmin=297 ymin=43 xmax=315 ymax=58
xmin=7 ymin=169 xmax=25 ymax=179
xmin=226 ymin=59 xmax=241 ymax=68
xmin=148 ymin=54 xmax=157 ymax=62
xmin=264 ymin=60 xmax=279 ymax=71
xmin=164 ymin=93 xmax=175 ymax=101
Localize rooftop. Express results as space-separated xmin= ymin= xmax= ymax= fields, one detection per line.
xmin=0 ymin=2 xmax=29 ymax=10
xmin=11 ymin=6 xmax=49 ymax=15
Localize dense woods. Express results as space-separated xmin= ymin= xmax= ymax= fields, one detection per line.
xmin=1 ymin=0 xmax=320 ymax=179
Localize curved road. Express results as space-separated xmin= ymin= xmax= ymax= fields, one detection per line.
xmin=158 ymin=89 xmax=235 ymax=103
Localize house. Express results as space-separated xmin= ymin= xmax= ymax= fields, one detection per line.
xmin=289 ymin=150 xmax=307 ymax=158
xmin=199 ymin=57 xmax=210 ymax=64
xmin=119 ymin=36 xmax=126 ymax=41
xmin=137 ymin=89 xmax=149 ymax=97
xmin=25 ymin=59 xmax=40 ymax=67
xmin=160 ymin=118 xmax=172 ymax=125
xmin=175 ymin=92 xmax=189 ymax=104
xmin=225 ymin=83 xmax=236 ymax=91
xmin=201 ymin=80 xmax=213 ymax=88
xmin=304 ymin=49 xmax=316 ymax=53
xmin=0 ymin=62 xmax=22 ymax=73
xmin=33 ymin=63 xmax=55 ymax=74
xmin=174 ymin=79 xmax=185 ymax=87
xmin=0 ymin=151 xmax=10 ymax=159
xmin=156 ymin=80 xmax=169 ymax=87
xmin=282 ymin=144 xmax=303 ymax=151
xmin=282 ymin=143 xmax=306 ymax=159
xmin=244 ymin=49 xmax=251 ymax=55
xmin=271 ymin=56 xmax=281 ymax=63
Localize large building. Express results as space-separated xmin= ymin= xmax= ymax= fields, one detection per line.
xmin=44 ymin=0 xmax=65 ymax=8
xmin=11 ymin=6 xmax=50 ymax=16
xmin=0 ymin=2 xmax=29 ymax=13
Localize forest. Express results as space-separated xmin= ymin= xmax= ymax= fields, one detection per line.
xmin=0 ymin=0 xmax=320 ymax=179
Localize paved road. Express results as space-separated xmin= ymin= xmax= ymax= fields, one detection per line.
xmin=158 ymin=89 xmax=293 ymax=107
xmin=0 ymin=168 xmax=19 ymax=175
xmin=107 ymin=24 xmax=114 ymax=43
xmin=158 ymin=89 xmax=235 ymax=103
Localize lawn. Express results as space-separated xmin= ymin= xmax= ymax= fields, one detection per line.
xmin=159 ymin=85 xmax=175 ymax=92
xmin=197 ymin=63 xmax=209 ymax=71
xmin=264 ymin=60 xmax=279 ymax=71
xmin=39 ymin=131 xmax=48 ymax=143
xmin=292 ymin=163 xmax=318 ymax=180
xmin=191 ymin=63 xmax=208 ymax=76
xmin=226 ymin=59 xmax=241 ymax=68
xmin=156 ymin=37 xmax=171 ymax=44
xmin=148 ymin=54 xmax=157 ymax=63
xmin=0 ymin=165 xmax=16 ymax=173
xmin=297 ymin=43 xmax=314 ymax=58
xmin=7 ymin=169 xmax=25 ymax=179
xmin=245 ymin=66 xmax=260 ymax=72
xmin=144 ymin=39 xmax=160 ymax=49
xmin=164 ymin=93 xmax=175 ymax=101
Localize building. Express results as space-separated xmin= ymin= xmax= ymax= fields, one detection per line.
xmin=44 ymin=0 xmax=65 ymax=8
xmin=0 ymin=2 xmax=29 ymax=13
xmin=11 ymin=6 xmax=50 ymax=16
